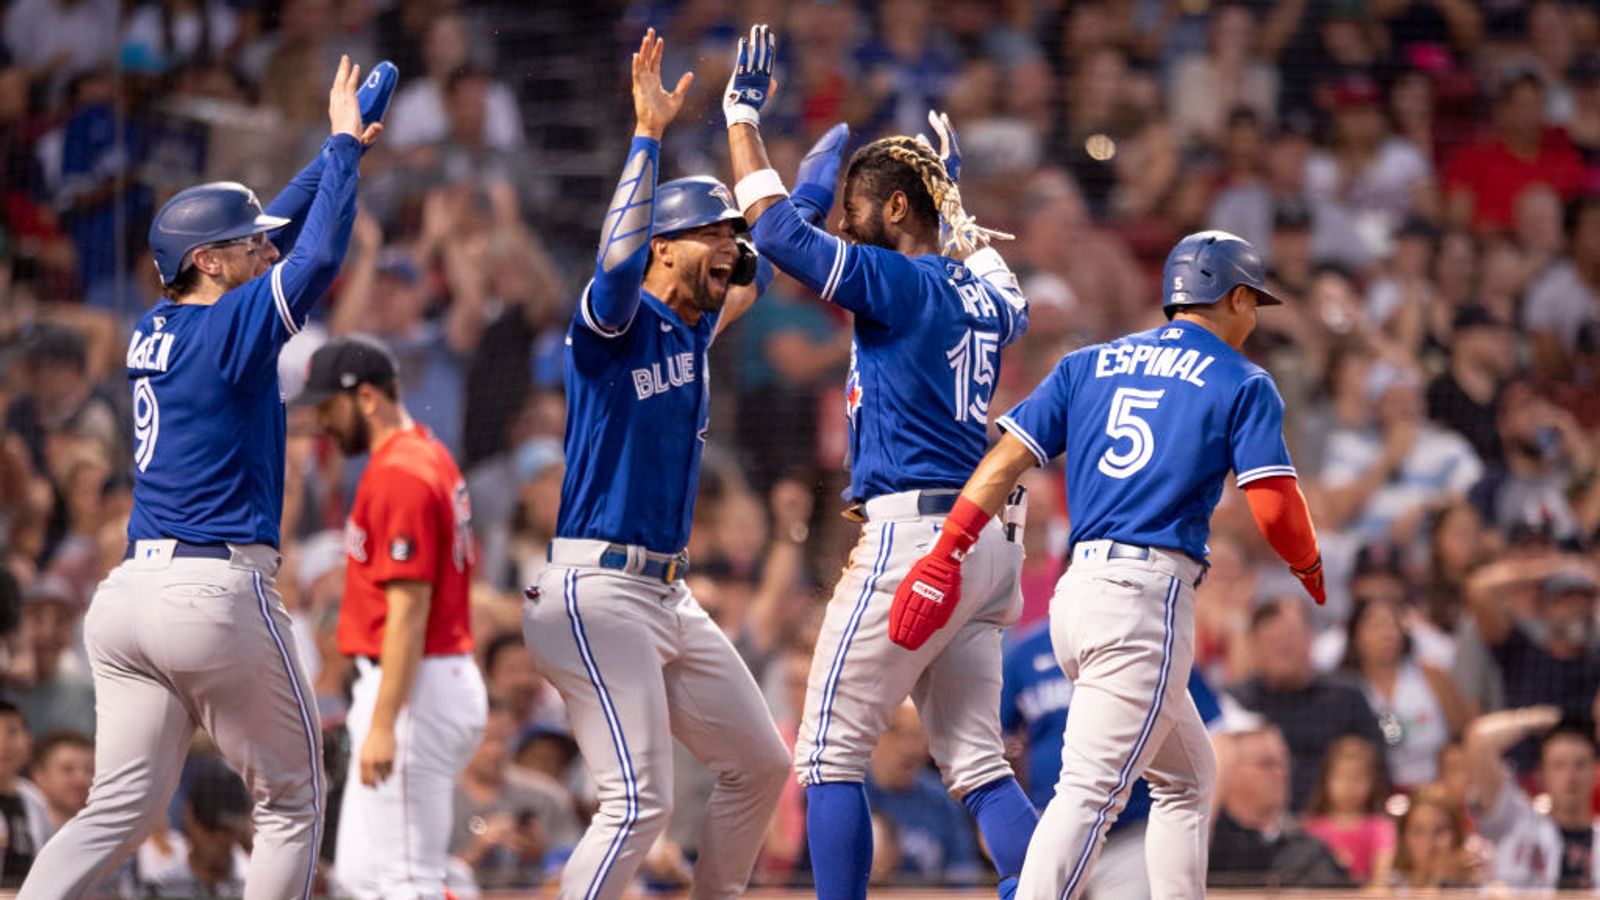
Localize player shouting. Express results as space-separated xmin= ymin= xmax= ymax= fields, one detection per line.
xmin=724 ymin=25 xmax=1039 ymax=899
xmin=20 ymin=57 xmax=381 ymax=900
xmin=520 ymin=30 xmax=788 ymax=900
xmin=894 ymin=230 xmax=1326 ymax=899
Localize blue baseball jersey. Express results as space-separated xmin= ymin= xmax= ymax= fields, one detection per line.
xmin=554 ymin=136 xmax=718 ymax=555
xmin=750 ymin=201 xmax=1027 ymax=501
xmin=126 ymin=135 xmax=362 ymax=549
xmin=1000 ymin=621 xmax=1222 ymax=821
xmin=997 ymin=318 xmax=1294 ymax=560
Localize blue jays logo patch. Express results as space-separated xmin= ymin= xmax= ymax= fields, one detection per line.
xmin=710 ymin=184 xmax=734 ymax=209
xmin=845 ymin=363 xmax=862 ymax=422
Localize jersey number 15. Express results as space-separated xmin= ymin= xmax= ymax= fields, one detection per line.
xmin=947 ymin=329 xmax=999 ymax=424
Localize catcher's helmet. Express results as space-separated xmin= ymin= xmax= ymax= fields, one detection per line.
xmin=149 ymin=182 xmax=290 ymax=285
xmin=653 ymin=176 xmax=746 ymax=238
xmin=1161 ymin=230 xmax=1283 ymax=315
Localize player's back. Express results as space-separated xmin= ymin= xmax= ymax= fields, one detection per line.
xmin=1005 ymin=318 xmax=1291 ymax=561
xmin=846 ymin=250 xmax=1024 ymax=500
xmin=125 ymin=285 xmax=293 ymax=548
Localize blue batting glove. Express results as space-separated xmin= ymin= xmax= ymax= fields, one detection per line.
xmin=724 ymin=24 xmax=775 ymax=128
xmin=916 ymin=110 xmax=962 ymax=182
xmin=791 ymin=123 xmax=849 ymax=225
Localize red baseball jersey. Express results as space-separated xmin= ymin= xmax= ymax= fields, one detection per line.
xmin=339 ymin=425 xmax=474 ymax=658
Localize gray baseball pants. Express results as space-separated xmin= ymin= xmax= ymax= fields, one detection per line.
xmin=524 ymin=539 xmax=790 ymax=900
xmin=1016 ymin=541 xmax=1214 ymax=900
xmin=19 ymin=541 xmax=324 ymax=900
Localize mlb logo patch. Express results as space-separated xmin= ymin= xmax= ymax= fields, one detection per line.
xmin=1161 ymin=327 xmax=1184 ymax=340
xmin=390 ymin=535 xmax=415 ymax=562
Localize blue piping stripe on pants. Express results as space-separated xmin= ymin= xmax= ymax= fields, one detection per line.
xmin=251 ymin=571 xmax=322 ymax=900
xmin=1060 ymin=575 xmax=1180 ymax=900
xmin=565 ymin=569 xmax=640 ymax=900
xmin=807 ymin=522 xmax=895 ymax=784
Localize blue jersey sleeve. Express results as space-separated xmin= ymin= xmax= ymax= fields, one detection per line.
xmin=579 ymin=136 xmax=659 ymax=340
xmin=1229 ymin=374 xmax=1297 ymax=486
xmin=205 ymin=134 xmax=361 ymax=386
xmin=749 ymin=199 xmax=916 ymax=326
xmin=997 ymin=353 xmax=1074 ymax=466
xmin=261 ymin=141 xmax=329 ymax=253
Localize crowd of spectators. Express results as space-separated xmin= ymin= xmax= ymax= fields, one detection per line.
xmin=6 ymin=0 xmax=1600 ymax=893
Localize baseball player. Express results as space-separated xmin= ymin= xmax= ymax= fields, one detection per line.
xmin=1000 ymin=620 xmax=1224 ymax=899
xmin=723 ymin=25 xmax=1040 ymax=898
xmin=19 ymin=56 xmax=381 ymax=900
xmin=893 ymin=229 xmax=1328 ymax=899
xmin=296 ymin=336 xmax=488 ymax=899
xmin=520 ymin=30 xmax=789 ymax=900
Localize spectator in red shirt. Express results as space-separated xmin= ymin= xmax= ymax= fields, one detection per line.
xmin=1444 ymin=67 xmax=1586 ymax=232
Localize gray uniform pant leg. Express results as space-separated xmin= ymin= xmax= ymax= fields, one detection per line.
xmin=1017 ymin=556 xmax=1207 ymax=900
xmin=662 ymin=596 xmax=789 ymax=900
xmin=20 ymin=548 xmax=325 ymax=900
xmin=526 ymin=566 xmax=784 ymax=900
xmin=796 ymin=516 xmax=1021 ymax=795
xmin=19 ymin=567 xmax=195 ymax=899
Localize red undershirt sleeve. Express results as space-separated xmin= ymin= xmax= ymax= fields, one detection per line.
xmin=1243 ymin=475 xmax=1320 ymax=571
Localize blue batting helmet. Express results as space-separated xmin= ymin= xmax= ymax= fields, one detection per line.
xmin=652 ymin=176 xmax=745 ymax=238
xmin=149 ymin=182 xmax=290 ymax=285
xmin=1161 ymin=230 xmax=1283 ymax=315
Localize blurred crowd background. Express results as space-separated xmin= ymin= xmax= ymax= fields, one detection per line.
xmin=5 ymin=0 xmax=1600 ymax=893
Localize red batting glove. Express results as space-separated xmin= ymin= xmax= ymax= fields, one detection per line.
xmin=891 ymin=553 xmax=962 ymax=650
xmin=1292 ymin=556 xmax=1326 ymax=606
xmin=889 ymin=496 xmax=990 ymax=650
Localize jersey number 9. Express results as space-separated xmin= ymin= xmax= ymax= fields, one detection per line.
xmin=133 ymin=377 xmax=161 ymax=472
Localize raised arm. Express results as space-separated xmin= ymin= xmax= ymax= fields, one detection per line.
xmin=582 ymin=29 xmax=692 ymax=338
xmin=265 ymin=73 xmax=383 ymax=253
xmin=1464 ymin=706 xmax=1559 ymax=815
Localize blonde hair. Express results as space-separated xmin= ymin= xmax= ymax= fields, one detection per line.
xmin=848 ymin=135 xmax=1012 ymax=256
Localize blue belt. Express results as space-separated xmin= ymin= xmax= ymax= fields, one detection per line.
xmin=124 ymin=540 xmax=232 ymax=561
xmin=914 ymin=492 xmax=959 ymax=516
xmin=597 ymin=545 xmax=690 ymax=583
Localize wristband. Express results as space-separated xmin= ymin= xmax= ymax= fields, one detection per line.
xmin=934 ymin=495 xmax=991 ymax=560
xmin=735 ymin=168 xmax=790 ymax=217
xmin=725 ymin=105 xmax=760 ymax=129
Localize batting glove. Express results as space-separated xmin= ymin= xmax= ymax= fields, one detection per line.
xmin=916 ymin=110 xmax=962 ymax=182
xmin=889 ymin=496 xmax=989 ymax=650
xmin=1292 ymin=556 xmax=1326 ymax=606
xmin=792 ymin=122 xmax=849 ymax=225
xmin=891 ymin=553 xmax=963 ymax=651
xmin=724 ymin=24 xmax=775 ymax=129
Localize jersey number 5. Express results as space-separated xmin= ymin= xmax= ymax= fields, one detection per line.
xmin=947 ymin=329 xmax=999 ymax=424
xmin=1098 ymin=387 xmax=1165 ymax=479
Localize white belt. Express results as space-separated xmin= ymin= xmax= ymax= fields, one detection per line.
xmin=1071 ymin=540 xmax=1204 ymax=586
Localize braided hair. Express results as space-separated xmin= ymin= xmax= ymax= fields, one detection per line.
xmin=843 ymin=135 xmax=1012 ymax=256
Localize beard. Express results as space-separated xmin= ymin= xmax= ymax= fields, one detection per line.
xmin=849 ymin=208 xmax=893 ymax=250
xmin=686 ymin=267 xmax=729 ymax=315
xmin=334 ymin=410 xmax=371 ymax=456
